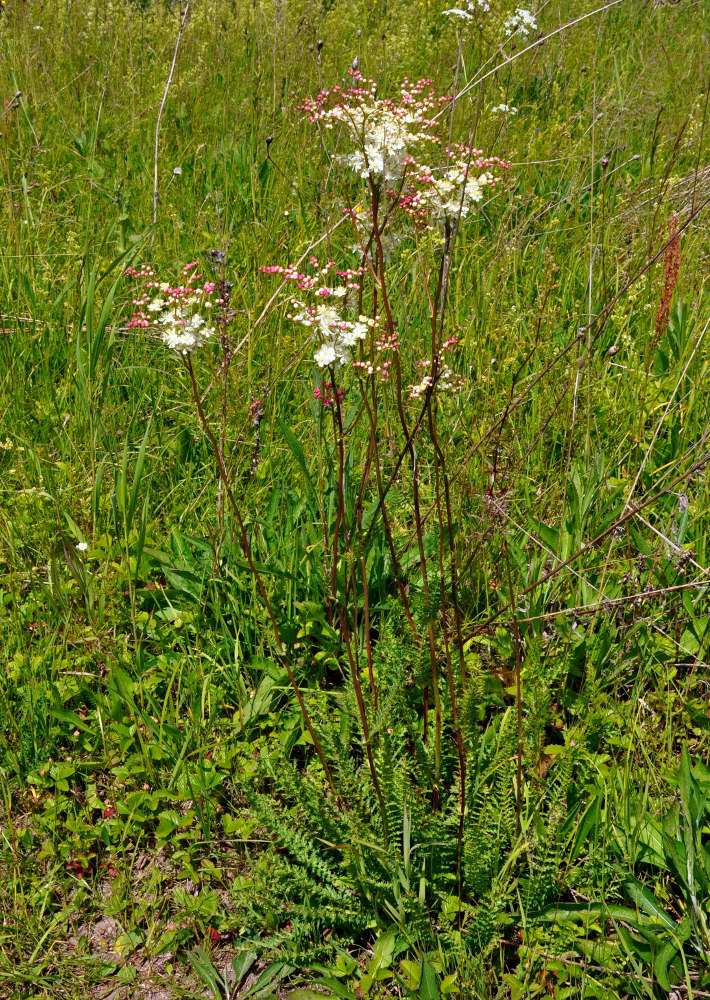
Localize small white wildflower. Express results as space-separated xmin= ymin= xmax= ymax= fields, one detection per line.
xmin=350 ymin=320 xmax=371 ymax=340
xmin=159 ymin=310 xmax=215 ymax=354
xmin=332 ymin=104 xmax=435 ymax=183
xmin=173 ymin=166 xmax=182 ymax=175
xmin=76 ymin=542 xmax=88 ymax=552
xmin=147 ymin=298 xmax=165 ymax=312
xmin=314 ymin=343 xmax=338 ymax=367
xmin=443 ymin=0 xmax=489 ymax=16
xmin=503 ymin=7 xmax=537 ymax=38
xmin=492 ymin=104 xmax=518 ymax=115
xmin=414 ymin=159 xmax=496 ymax=224
xmin=409 ymin=376 xmax=433 ymax=400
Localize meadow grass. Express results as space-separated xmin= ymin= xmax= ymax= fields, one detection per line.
xmin=2 ymin=0 xmax=710 ymax=997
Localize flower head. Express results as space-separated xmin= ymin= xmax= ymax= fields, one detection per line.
xmin=503 ymin=7 xmax=537 ymax=38
xmin=443 ymin=0 xmax=490 ymax=18
xmin=291 ymin=302 xmax=374 ymax=366
xmin=124 ymin=263 xmax=217 ymax=354
xmin=159 ymin=310 xmax=215 ymax=354
xmin=262 ymin=257 xmax=375 ymax=367
xmin=401 ymin=147 xmax=507 ymax=226
xmin=300 ymin=72 xmax=449 ymax=185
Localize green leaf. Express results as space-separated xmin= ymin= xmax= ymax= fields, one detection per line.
xmin=128 ymin=417 xmax=152 ymax=527
xmin=654 ymin=937 xmax=680 ymax=992
xmin=399 ymin=959 xmax=421 ymax=990
xmin=113 ymin=929 xmax=144 ymax=957
xmin=50 ymin=707 xmax=93 ymax=733
xmin=155 ymin=811 xmax=181 ymax=839
xmin=278 ymin=418 xmax=318 ymax=517
xmin=248 ymin=961 xmax=293 ymax=996
xmin=232 ymin=951 xmax=258 ymax=987
xmin=569 ymin=794 xmax=601 ymax=861
xmin=624 ymin=878 xmax=676 ymax=931
xmin=440 ymin=974 xmax=459 ymax=995
xmin=419 ymin=956 xmax=441 ymax=1000
xmin=288 ymin=992 xmax=335 ymax=1000
xmin=371 ymin=928 xmax=396 ymax=971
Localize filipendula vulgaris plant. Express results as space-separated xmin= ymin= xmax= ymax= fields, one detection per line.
xmin=124 ymin=70 xmax=571 ymax=965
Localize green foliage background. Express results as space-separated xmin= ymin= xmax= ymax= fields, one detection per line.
xmin=2 ymin=0 xmax=710 ymax=997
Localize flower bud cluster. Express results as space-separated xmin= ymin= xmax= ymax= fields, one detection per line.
xmin=353 ymin=328 xmax=400 ymax=381
xmin=259 ymin=260 xmax=363 ymax=294
xmin=409 ymin=338 xmax=465 ymax=400
xmin=261 ymin=257 xmax=375 ymax=366
xmin=313 ymin=382 xmax=345 ymax=408
xmin=288 ymin=302 xmax=376 ymax=367
xmin=503 ymin=7 xmax=537 ymax=37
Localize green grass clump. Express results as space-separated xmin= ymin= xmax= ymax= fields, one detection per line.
xmin=2 ymin=0 xmax=710 ymax=997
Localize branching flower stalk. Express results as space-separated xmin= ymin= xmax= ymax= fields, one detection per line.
xmin=370 ymin=179 xmax=447 ymax=798
xmin=396 ymin=193 xmax=710 ymax=566
xmin=267 ymin=72 xmax=508 ymax=818
xmin=503 ymin=539 xmax=523 ymax=838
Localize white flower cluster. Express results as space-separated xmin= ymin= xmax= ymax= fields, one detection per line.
xmin=289 ymin=301 xmax=375 ymax=367
xmin=413 ymin=160 xmax=495 ymax=223
xmin=503 ymin=7 xmax=537 ymax=37
xmin=334 ymin=106 xmax=430 ymax=183
xmin=443 ymin=0 xmax=490 ymax=19
xmin=158 ymin=309 xmax=215 ymax=354
xmin=304 ymin=76 xmax=442 ymax=185
xmin=492 ymin=103 xmax=518 ymax=115
xmin=409 ymin=362 xmax=465 ymax=401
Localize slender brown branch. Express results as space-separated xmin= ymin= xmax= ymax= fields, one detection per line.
xmin=474 ymin=446 xmax=710 ymax=636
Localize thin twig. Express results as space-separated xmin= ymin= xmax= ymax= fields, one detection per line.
xmin=472 ymin=445 xmax=710 ymax=636
xmin=398 ymin=192 xmax=710 ymax=556
xmin=184 ymin=357 xmax=336 ymax=796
